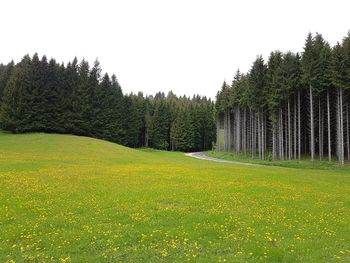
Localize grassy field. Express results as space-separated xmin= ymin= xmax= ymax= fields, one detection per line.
xmin=0 ymin=133 xmax=350 ymax=262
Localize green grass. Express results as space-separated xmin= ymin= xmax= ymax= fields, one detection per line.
xmin=0 ymin=133 xmax=350 ymax=262
xmin=207 ymin=150 xmax=350 ymax=171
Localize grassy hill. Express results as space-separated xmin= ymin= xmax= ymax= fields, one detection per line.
xmin=0 ymin=133 xmax=350 ymax=262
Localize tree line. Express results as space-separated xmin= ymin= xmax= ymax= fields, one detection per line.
xmin=0 ymin=54 xmax=216 ymax=152
xmin=216 ymin=32 xmax=350 ymax=164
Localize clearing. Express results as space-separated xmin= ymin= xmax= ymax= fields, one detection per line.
xmin=0 ymin=133 xmax=349 ymax=262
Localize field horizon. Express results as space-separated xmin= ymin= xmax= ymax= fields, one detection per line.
xmin=1 ymin=132 xmax=350 ymax=262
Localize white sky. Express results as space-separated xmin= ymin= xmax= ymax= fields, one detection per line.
xmin=0 ymin=0 xmax=349 ymax=99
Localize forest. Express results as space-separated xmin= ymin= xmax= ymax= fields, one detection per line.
xmin=216 ymin=32 xmax=350 ymax=164
xmin=0 ymin=54 xmax=216 ymax=152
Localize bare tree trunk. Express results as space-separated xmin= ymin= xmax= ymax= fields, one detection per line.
xmin=262 ymin=113 xmax=265 ymax=160
xmin=319 ymin=97 xmax=322 ymax=160
xmin=224 ymin=111 xmax=226 ymax=152
xmin=253 ymin=112 xmax=256 ymax=159
xmin=250 ymin=109 xmax=253 ymax=156
xmin=227 ymin=110 xmax=230 ymax=152
xmin=223 ymin=112 xmax=226 ymax=152
xmin=272 ymin=120 xmax=276 ymax=160
xmin=340 ymin=88 xmax=344 ymax=165
xmin=260 ymin=112 xmax=264 ymax=160
xmin=238 ymin=108 xmax=241 ymax=153
xmin=232 ymin=107 xmax=237 ymax=152
xmin=228 ymin=109 xmax=231 ymax=152
xmin=310 ymin=84 xmax=315 ymax=161
xmin=321 ymin=105 xmax=324 ymax=159
xmin=258 ymin=111 xmax=261 ymax=160
xmin=337 ymin=88 xmax=344 ymax=165
xmin=294 ymin=95 xmax=297 ymax=159
xmin=298 ymin=91 xmax=301 ymax=160
xmin=225 ymin=110 xmax=228 ymax=152
xmin=280 ymin=108 xmax=284 ymax=160
xmin=279 ymin=109 xmax=281 ymax=160
xmin=347 ymin=102 xmax=350 ymax=161
xmin=243 ymin=109 xmax=246 ymax=153
xmin=285 ymin=108 xmax=288 ymax=159
xmin=327 ymin=90 xmax=331 ymax=162
xmin=217 ymin=118 xmax=220 ymax=151
xmin=236 ymin=107 xmax=238 ymax=153
xmin=249 ymin=109 xmax=251 ymax=154
xmin=264 ymin=114 xmax=266 ymax=160
xmin=277 ymin=113 xmax=280 ymax=160
xmin=250 ymin=111 xmax=254 ymax=158
xmin=262 ymin=113 xmax=264 ymax=160
xmin=288 ymin=98 xmax=291 ymax=160
xmin=278 ymin=111 xmax=281 ymax=159
xmin=227 ymin=110 xmax=229 ymax=152
xmin=337 ymin=89 xmax=340 ymax=162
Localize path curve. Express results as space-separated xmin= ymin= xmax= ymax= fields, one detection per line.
xmin=185 ymin=152 xmax=264 ymax=167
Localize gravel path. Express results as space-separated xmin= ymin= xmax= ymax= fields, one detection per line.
xmin=185 ymin=152 xmax=264 ymax=167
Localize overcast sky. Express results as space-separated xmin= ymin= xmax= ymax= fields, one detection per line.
xmin=0 ymin=0 xmax=349 ymax=99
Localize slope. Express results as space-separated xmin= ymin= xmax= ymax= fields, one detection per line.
xmin=0 ymin=133 xmax=349 ymax=262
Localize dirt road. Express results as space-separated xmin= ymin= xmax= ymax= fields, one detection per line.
xmin=185 ymin=152 xmax=264 ymax=167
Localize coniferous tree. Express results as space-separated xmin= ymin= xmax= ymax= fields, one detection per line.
xmin=0 ymin=55 xmax=32 ymax=132
xmin=302 ymin=33 xmax=317 ymax=161
xmin=0 ymin=61 xmax=14 ymax=105
xmin=0 ymin=54 xmax=216 ymax=152
xmin=215 ymin=31 xmax=349 ymax=165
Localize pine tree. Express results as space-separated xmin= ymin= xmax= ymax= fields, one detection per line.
xmin=1 ymin=56 xmax=30 ymax=131
xmin=0 ymin=61 xmax=14 ymax=105
xmin=267 ymin=51 xmax=283 ymax=160
xmin=302 ymin=33 xmax=317 ymax=161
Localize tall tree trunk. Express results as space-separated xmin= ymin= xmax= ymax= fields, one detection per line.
xmin=223 ymin=112 xmax=226 ymax=152
xmin=263 ymin=113 xmax=265 ymax=160
xmin=225 ymin=110 xmax=228 ymax=152
xmin=340 ymin=88 xmax=344 ymax=165
xmin=272 ymin=120 xmax=276 ymax=160
xmin=250 ymin=109 xmax=253 ymax=155
xmin=262 ymin=113 xmax=264 ymax=160
xmin=288 ymin=98 xmax=291 ymax=160
xmin=217 ymin=118 xmax=220 ymax=151
xmin=238 ymin=108 xmax=241 ymax=153
xmin=347 ymin=102 xmax=350 ymax=161
xmin=337 ymin=88 xmax=344 ymax=165
xmin=284 ymin=108 xmax=287 ymax=159
xmin=232 ymin=107 xmax=237 ymax=152
xmin=319 ymin=97 xmax=322 ymax=160
xmin=253 ymin=112 xmax=256 ymax=159
xmin=327 ymin=90 xmax=331 ymax=162
xmin=298 ymin=91 xmax=301 ymax=160
xmin=223 ymin=111 xmax=226 ymax=151
xmin=310 ymin=84 xmax=315 ymax=161
xmin=243 ymin=109 xmax=246 ymax=153
xmin=236 ymin=108 xmax=238 ymax=152
xmin=294 ymin=95 xmax=297 ymax=159
xmin=321 ymin=105 xmax=324 ymax=159
xmin=264 ymin=114 xmax=266 ymax=160
xmin=251 ymin=111 xmax=253 ymax=158
xmin=278 ymin=111 xmax=281 ymax=159
xmin=228 ymin=109 xmax=231 ymax=152
xmin=280 ymin=108 xmax=284 ymax=160
xmin=260 ymin=112 xmax=264 ymax=160
xmin=337 ymin=89 xmax=340 ymax=162
xmin=258 ymin=111 xmax=261 ymax=160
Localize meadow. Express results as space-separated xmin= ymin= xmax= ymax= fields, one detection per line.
xmin=0 ymin=133 xmax=350 ymax=262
